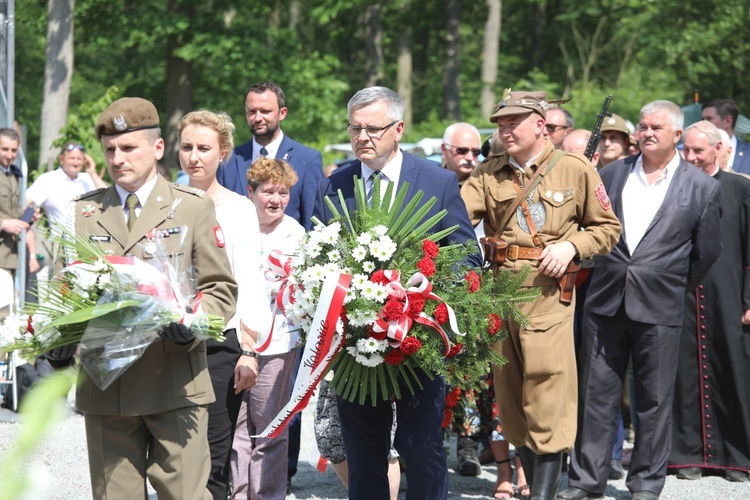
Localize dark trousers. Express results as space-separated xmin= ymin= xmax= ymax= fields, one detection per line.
xmin=337 ymin=370 xmax=448 ymax=500
xmin=568 ymin=308 xmax=681 ymax=495
xmin=287 ymin=347 xmax=303 ymax=479
xmin=205 ymin=331 xmax=242 ymax=500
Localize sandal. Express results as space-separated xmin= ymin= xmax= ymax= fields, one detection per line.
xmin=493 ymin=458 xmax=514 ymax=499
xmin=515 ymin=484 xmax=531 ymax=500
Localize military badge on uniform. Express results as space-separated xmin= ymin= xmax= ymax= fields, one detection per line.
xmin=213 ymin=226 xmax=225 ymax=248
xmin=82 ymin=204 xmax=96 ymax=217
xmin=167 ymin=198 xmax=182 ymax=219
xmin=113 ymin=114 xmax=128 ymax=131
xmin=595 ymin=182 xmax=611 ymax=211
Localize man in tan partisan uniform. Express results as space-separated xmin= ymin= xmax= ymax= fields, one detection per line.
xmin=461 ymin=90 xmax=621 ymax=500
xmin=66 ymin=98 xmax=237 ymax=500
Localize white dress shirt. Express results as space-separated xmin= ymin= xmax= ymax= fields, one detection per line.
xmin=114 ymin=175 xmax=158 ymax=225
xmin=253 ymin=132 xmax=285 ymax=162
xmin=621 ymin=152 xmax=681 ymax=255
xmin=27 ymin=168 xmax=97 ymax=225
xmin=361 ymin=150 xmax=404 ymax=206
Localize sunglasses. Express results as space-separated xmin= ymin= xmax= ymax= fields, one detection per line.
xmin=446 ymin=144 xmax=481 ymax=157
xmin=65 ymin=143 xmax=85 ymax=153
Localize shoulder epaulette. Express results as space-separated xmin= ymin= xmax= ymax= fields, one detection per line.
xmin=74 ymin=188 xmax=106 ymax=201
xmin=172 ymin=183 xmax=206 ymax=198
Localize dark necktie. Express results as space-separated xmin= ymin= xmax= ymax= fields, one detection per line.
xmin=126 ymin=194 xmax=139 ymax=231
xmin=260 ymin=147 xmax=269 ymax=157
xmin=367 ymin=171 xmax=382 ymax=206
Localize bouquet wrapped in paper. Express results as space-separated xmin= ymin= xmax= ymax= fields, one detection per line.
xmin=267 ymin=177 xmax=538 ymax=419
xmin=0 ymin=224 xmax=225 ymax=389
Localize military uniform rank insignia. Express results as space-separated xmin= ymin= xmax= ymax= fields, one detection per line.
xmin=82 ymin=204 xmax=96 ymax=217
xmin=213 ymin=225 xmax=225 ymax=248
xmin=90 ymin=235 xmax=111 ymax=242
xmin=595 ymin=182 xmax=612 ymax=211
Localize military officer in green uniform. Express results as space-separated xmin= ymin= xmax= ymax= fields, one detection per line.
xmin=461 ymin=90 xmax=621 ymax=500
xmin=66 ymin=97 xmax=237 ymax=499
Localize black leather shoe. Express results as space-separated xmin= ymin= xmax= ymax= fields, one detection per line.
xmin=675 ymin=466 xmax=701 ymax=480
xmin=724 ymin=469 xmax=750 ymax=482
xmin=457 ymin=436 xmax=481 ymax=476
xmin=609 ymin=458 xmax=625 ymax=480
xmin=556 ymin=486 xmax=602 ymax=499
xmin=631 ymin=491 xmax=658 ymax=500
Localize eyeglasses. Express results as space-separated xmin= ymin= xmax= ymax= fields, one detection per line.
xmin=445 ymin=144 xmax=482 ymax=157
xmin=346 ymin=120 xmax=399 ymax=139
xmin=65 ymin=143 xmax=85 ymax=153
xmin=545 ymin=124 xmax=567 ymax=133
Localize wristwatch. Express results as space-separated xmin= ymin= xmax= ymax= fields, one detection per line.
xmin=240 ymin=349 xmax=258 ymax=358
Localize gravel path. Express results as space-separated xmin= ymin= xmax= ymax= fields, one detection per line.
xmin=0 ymin=395 xmax=746 ymax=499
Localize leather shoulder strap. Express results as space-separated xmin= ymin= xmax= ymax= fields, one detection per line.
xmin=493 ymin=150 xmax=565 ymax=238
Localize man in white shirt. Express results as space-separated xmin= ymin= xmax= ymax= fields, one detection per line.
xmin=27 ymin=143 xmax=108 ymax=225
xmin=559 ymin=101 xmax=723 ymax=500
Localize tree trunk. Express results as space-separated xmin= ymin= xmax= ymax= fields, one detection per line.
xmin=363 ymin=4 xmax=384 ymax=87
xmin=164 ymin=0 xmax=194 ymax=165
xmin=529 ymin=1 xmax=546 ymax=70
xmin=481 ymin=0 xmax=501 ymax=120
xmin=38 ymin=0 xmax=74 ymax=171
xmin=444 ymin=0 xmax=460 ymax=120
xmin=397 ymin=26 xmax=413 ymax=128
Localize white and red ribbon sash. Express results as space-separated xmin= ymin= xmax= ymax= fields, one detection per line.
xmin=372 ymin=270 xmax=463 ymax=356
xmin=256 ymin=249 xmax=299 ymax=353
xmin=255 ymin=272 xmax=351 ymax=438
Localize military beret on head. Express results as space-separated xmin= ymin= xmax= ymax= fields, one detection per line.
xmin=95 ymin=97 xmax=160 ymax=139
xmin=490 ymin=89 xmax=548 ymax=123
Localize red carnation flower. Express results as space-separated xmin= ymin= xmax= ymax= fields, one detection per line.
xmin=487 ymin=314 xmax=502 ymax=335
xmin=433 ymin=303 xmax=449 ymax=324
xmin=408 ymin=295 xmax=426 ymax=315
xmin=384 ymin=350 xmax=404 ymax=365
xmin=446 ymin=342 xmax=463 ymax=358
xmin=368 ymin=325 xmax=387 ymax=340
xmin=417 ymin=256 xmax=436 ymax=277
xmin=441 ymin=409 xmax=453 ymax=429
xmin=370 ymin=270 xmax=388 ymax=285
xmin=445 ymin=389 xmax=460 ymax=408
xmin=382 ymin=299 xmax=404 ymax=322
xmin=26 ymin=315 xmax=34 ymax=334
xmin=422 ymin=239 xmax=439 ymax=258
xmin=400 ymin=336 xmax=422 ymax=355
xmin=465 ymin=271 xmax=480 ymax=293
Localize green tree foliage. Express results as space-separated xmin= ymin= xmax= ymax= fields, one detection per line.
xmin=15 ymin=0 xmax=750 ymax=170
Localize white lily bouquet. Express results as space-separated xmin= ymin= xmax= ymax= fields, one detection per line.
xmin=280 ymin=178 xmax=538 ymax=407
xmin=0 ymin=223 xmax=225 ymax=390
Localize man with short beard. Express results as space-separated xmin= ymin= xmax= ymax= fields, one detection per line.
xmin=668 ymin=120 xmax=750 ymax=483
xmin=441 ymin=122 xmax=482 ymax=185
xmin=560 ymin=101 xmax=723 ymax=500
xmin=218 ymin=81 xmax=323 ymax=230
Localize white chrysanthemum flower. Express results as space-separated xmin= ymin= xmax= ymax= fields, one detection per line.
xmin=348 ymin=309 xmax=378 ymax=327
xmin=347 ymin=346 xmax=359 ymax=357
xmin=372 ymin=225 xmax=388 ymax=237
xmin=371 ymin=287 xmax=389 ymax=302
xmin=328 ymin=249 xmax=341 ymax=262
xmin=355 ymin=353 xmax=370 ymax=365
xmin=362 ymin=261 xmax=375 ymax=272
xmin=298 ymin=316 xmax=313 ymax=333
xmin=324 ymin=263 xmax=342 ymax=276
xmin=360 ymin=282 xmax=387 ymax=300
xmin=307 ymin=244 xmax=322 ymax=259
xmin=357 ymin=232 xmax=372 ymax=245
xmin=351 ymin=274 xmax=370 ymax=289
xmin=360 ymin=353 xmax=384 ymax=367
xmin=369 ymin=237 xmax=396 ymax=261
xmin=378 ymin=236 xmax=397 ymax=258
xmin=320 ymin=222 xmax=341 ymax=244
xmin=357 ymin=337 xmax=388 ymax=353
xmin=352 ymin=246 xmax=367 ymax=262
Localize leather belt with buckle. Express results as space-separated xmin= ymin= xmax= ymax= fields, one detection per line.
xmin=507 ymin=245 xmax=544 ymax=261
